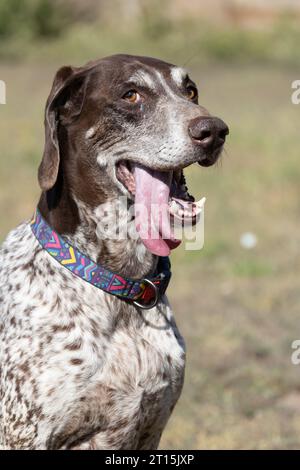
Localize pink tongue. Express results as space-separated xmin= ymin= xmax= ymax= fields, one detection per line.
xmin=134 ymin=164 xmax=180 ymax=256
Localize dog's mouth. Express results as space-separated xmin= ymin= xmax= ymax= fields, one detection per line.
xmin=116 ymin=160 xmax=204 ymax=256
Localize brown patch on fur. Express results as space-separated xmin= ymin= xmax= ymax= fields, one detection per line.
xmin=65 ymin=339 xmax=82 ymax=351
xmin=52 ymin=322 xmax=75 ymax=333
xmin=70 ymin=358 xmax=83 ymax=365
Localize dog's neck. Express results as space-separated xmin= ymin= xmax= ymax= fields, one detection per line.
xmin=38 ymin=189 xmax=157 ymax=280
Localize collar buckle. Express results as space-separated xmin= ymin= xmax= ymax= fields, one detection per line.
xmin=133 ymin=278 xmax=159 ymax=310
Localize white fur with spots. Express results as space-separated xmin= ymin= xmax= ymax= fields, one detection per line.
xmin=0 ymin=219 xmax=185 ymax=449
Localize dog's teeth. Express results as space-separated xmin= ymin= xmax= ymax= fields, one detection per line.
xmin=196 ymin=197 xmax=206 ymax=208
xmin=169 ymin=200 xmax=178 ymax=214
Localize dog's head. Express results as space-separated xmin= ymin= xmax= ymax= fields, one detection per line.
xmin=39 ymin=54 xmax=228 ymax=256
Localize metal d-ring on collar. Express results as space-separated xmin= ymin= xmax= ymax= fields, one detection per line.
xmin=133 ymin=278 xmax=159 ymax=310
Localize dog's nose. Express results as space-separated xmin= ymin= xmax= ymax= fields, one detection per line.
xmin=188 ymin=116 xmax=229 ymax=150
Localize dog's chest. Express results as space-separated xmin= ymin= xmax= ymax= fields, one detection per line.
xmin=41 ymin=288 xmax=185 ymax=449
xmin=0 ymin=223 xmax=185 ymax=449
xmin=41 ymin=290 xmax=186 ymax=449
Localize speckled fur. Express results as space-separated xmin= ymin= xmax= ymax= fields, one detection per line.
xmin=0 ymin=219 xmax=185 ymax=449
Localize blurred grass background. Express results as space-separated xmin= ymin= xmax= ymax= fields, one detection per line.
xmin=1 ymin=0 xmax=300 ymax=449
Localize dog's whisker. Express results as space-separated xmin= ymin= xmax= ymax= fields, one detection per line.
xmin=100 ymin=139 xmax=124 ymax=152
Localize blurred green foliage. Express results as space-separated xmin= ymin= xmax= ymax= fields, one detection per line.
xmin=0 ymin=0 xmax=300 ymax=68
xmin=0 ymin=0 xmax=71 ymax=39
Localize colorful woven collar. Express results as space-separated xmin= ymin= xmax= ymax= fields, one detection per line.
xmin=30 ymin=209 xmax=171 ymax=309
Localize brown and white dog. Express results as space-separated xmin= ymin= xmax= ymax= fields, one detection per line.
xmin=0 ymin=54 xmax=228 ymax=449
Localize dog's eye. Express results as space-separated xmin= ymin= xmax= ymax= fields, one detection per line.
xmin=186 ymin=86 xmax=198 ymax=100
xmin=123 ymin=90 xmax=141 ymax=103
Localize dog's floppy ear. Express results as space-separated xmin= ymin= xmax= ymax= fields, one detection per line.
xmin=38 ymin=65 xmax=88 ymax=191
